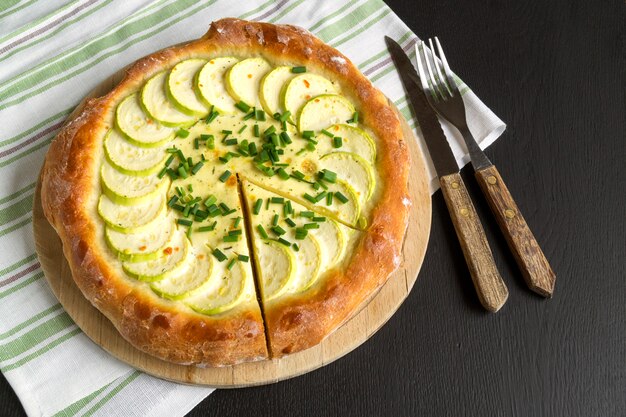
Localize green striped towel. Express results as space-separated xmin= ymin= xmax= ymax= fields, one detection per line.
xmin=0 ymin=1 xmax=505 ymax=416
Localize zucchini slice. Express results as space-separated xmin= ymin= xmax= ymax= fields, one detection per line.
xmin=297 ymin=94 xmax=355 ymax=133
xmin=141 ymin=71 xmax=196 ymax=127
xmin=196 ymin=57 xmax=239 ymax=113
xmin=103 ymin=129 xmax=167 ymax=176
xmin=115 ymin=94 xmax=174 ymax=147
xmin=167 ymin=58 xmax=209 ymax=116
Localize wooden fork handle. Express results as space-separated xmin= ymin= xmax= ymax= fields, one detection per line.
xmin=439 ymin=173 xmax=509 ymax=312
xmin=475 ymin=165 xmax=556 ymax=297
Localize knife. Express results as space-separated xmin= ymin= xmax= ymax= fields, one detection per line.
xmin=386 ymin=36 xmax=508 ymax=312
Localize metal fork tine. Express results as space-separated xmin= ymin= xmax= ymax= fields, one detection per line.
xmin=414 ymin=41 xmax=431 ymax=95
xmin=421 ymin=40 xmax=439 ymax=100
xmin=428 ymin=38 xmax=451 ymax=99
xmin=434 ymin=37 xmax=459 ymax=95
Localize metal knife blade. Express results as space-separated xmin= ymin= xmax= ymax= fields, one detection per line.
xmin=385 ymin=36 xmax=459 ymax=178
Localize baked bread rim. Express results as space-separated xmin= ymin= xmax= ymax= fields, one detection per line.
xmin=40 ymin=18 xmax=411 ymax=366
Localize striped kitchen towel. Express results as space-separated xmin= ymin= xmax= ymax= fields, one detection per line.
xmin=0 ymin=1 xmax=505 ymax=416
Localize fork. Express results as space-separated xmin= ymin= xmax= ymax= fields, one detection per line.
xmin=415 ymin=38 xmax=556 ymax=297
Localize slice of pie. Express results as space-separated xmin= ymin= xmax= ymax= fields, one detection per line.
xmin=40 ymin=18 xmax=411 ymax=367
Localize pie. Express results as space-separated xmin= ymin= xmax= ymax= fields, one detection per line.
xmin=40 ymin=18 xmax=411 ymax=367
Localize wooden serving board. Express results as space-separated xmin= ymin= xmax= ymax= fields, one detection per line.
xmin=33 ymin=66 xmax=431 ymax=387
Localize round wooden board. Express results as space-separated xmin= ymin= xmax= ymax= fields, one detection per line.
xmin=33 ymin=66 xmax=432 ymax=388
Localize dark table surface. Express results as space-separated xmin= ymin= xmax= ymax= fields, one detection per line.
xmin=2 ymin=0 xmax=625 ymax=416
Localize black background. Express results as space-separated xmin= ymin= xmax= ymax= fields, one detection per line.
xmin=2 ymin=0 xmax=624 ymax=416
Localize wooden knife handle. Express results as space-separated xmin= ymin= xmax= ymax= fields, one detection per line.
xmin=475 ymin=165 xmax=556 ymax=297
xmin=439 ymin=173 xmax=509 ymax=312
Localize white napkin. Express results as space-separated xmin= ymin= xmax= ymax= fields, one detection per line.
xmin=0 ymin=1 xmax=505 ymax=416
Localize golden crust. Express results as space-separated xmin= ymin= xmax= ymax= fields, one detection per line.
xmin=40 ymin=18 xmax=410 ymax=364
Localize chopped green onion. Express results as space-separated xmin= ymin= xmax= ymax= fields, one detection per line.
xmin=205 ymin=195 xmax=217 ymax=206
xmin=226 ymin=258 xmax=236 ymax=270
xmin=194 ymin=210 xmax=209 ymax=221
xmin=302 ymin=130 xmax=315 ymax=139
xmin=285 ymin=218 xmax=296 ymax=227
xmin=234 ymin=217 xmax=242 ymax=228
xmin=205 ymin=110 xmax=218 ymax=124
xmin=335 ymin=191 xmax=349 ymax=204
xmin=197 ymin=223 xmax=217 ymax=232
xmin=276 ymin=167 xmax=289 ymax=180
xmin=219 ymin=202 xmax=231 ymax=213
xmin=223 ymin=234 xmax=239 ymax=242
xmin=314 ymin=191 xmax=327 ymax=202
xmin=224 ymin=138 xmax=238 ymax=146
xmin=165 ymin=154 xmax=175 ymax=167
xmin=300 ymin=211 xmax=314 ymax=218
xmin=295 ymin=228 xmax=308 ymax=240
xmin=272 ymin=214 xmax=279 ymax=226
xmin=276 ymin=237 xmax=291 ymax=246
xmin=312 ymin=216 xmax=326 ymax=222
xmin=243 ymin=110 xmax=256 ymax=120
xmin=292 ymin=170 xmax=306 ymax=181
xmin=333 ymin=136 xmax=343 ymax=148
xmin=280 ymin=131 xmax=292 ymax=144
xmin=271 ymin=197 xmax=284 ymax=204
xmin=255 ymin=109 xmax=266 ymax=121
xmin=176 ymin=128 xmax=189 ymax=138
xmin=207 ymin=204 xmax=221 ymax=217
xmin=326 ymin=192 xmax=334 ymax=206
xmin=303 ymin=223 xmax=320 ymax=230
xmin=263 ymin=125 xmax=276 ymax=136
xmin=219 ymin=154 xmax=233 ymax=164
xmin=305 ymin=142 xmax=316 ymax=151
xmin=279 ymin=111 xmax=291 ymax=122
xmin=177 ymin=219 xmax=192 ymax=226
xmin=253 ymin=199 xmax=263 ymax=215
xmin=177 ymin=166 xmax=188 ymax=179
xmin=303 ymin=193 xmax=316 ymax=204
xmin=191 ymin=161 xmax=204 ymax=175
xmin=253 ymin=124 xmax=260 ymax=137
xmin=271 ymin=225 xmax=286 ymax=236
xmin=347 ymin=111 xmax=359 ymax=123
xmin=235 ymin=101 xmax=251 ymax=112
xmin=321 ymin=129 xmax=334 ymax=137
xmin=157 ymin=167 xmax=167 ymax=179
xmin=219 ymin=170 xmax=232 ymax=183
xmin=167 ymin=195 xmax=179 ymax=207
xmin=212 ymin=248 xmax=227 ymax=262
xmin=291 ymin=66 xmax=306 ymax=73
xmin=238 ymin=254 xmax=249 ymax=262
xmin=320 ymin=169 xmax=337 ymax=183
xmin=238 ymin=125 xmax=247 ymax=134
xmin=257 ymin=224 xmax=269 ymax=239
xmin=228 ymin=229 xmax=242 ymax=236
xmin=187 ymin=184 xmax=194 ymax=192
xmin=292 ymin=243 xmax=300 ymax=251
xmin=316 ymin=181 xmax=328 ymax=190
xmin=284 ymin=200 xmax=293 ymax=216
xmin=248 ymin=142 xmax=258 ymax=156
